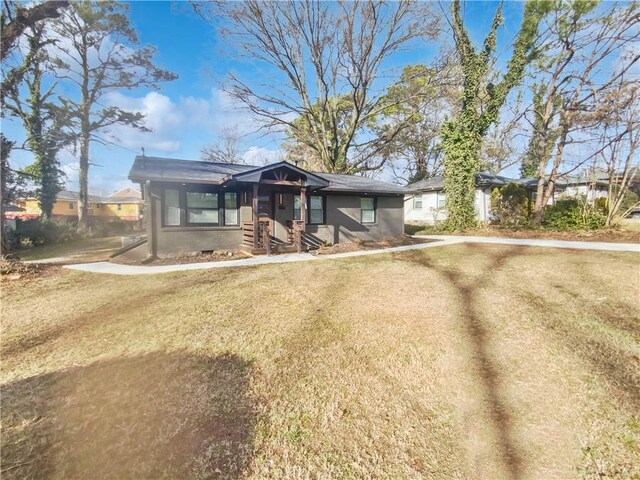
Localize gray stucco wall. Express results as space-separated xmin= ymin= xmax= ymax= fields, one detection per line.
xmin=147 ymin=182 xmax=404 ymax=256
xmin=306 ymin=195 xmax=404 ymax=244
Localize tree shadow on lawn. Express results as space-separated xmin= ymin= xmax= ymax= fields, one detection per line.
xmin=1 ymin=351 xmax=257 ymax=480
xmin=394 ymin=244 xmax=527 ymax=480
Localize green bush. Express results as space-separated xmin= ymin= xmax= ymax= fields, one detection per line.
xmin=7 ymin=219 xmax=80 ymax=249
xmin=87 ymin=218 xmax=135 ymax=238
xmin=490 ymin=183 xmax=529 ymax=227
xmin=543 ymin=199 xmax=605 ymax=230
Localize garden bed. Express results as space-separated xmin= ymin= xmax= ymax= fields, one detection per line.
xmin=315 ymin=235 xmax=432 ymax=255
xmin=409 ymin=225 xmax=640 ymax=243
xmin=113 ymin=249 xmax=253 ymax=266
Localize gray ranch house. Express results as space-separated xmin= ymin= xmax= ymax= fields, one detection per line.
xmin=127 ymin=156 xmax=406 ymax=259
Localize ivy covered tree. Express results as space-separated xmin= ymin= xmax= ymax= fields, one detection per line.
xmin=51 ymin=0 xmax=177 ymax=230
xmin=4 ymin=24 xmax=70 ymax=220
xmin=441 ymin=0 xmax=550 ymax=230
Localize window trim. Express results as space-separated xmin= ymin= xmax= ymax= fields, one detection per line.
xmin=360 ymin=196 xmax=377 ymax=224
xmin=186 ymin=191 xmax=220 ymax=227
xmin=223 ymin=191 xmax=240 ymax=226
xmin=294 ymin=194 xmax=326 ymax=225
xmin=161 ymin=186 xmax=244 ymax=228
xmin=162 ymin=188 xmax=182 ymax=227
xmin=413 ymin=194 xmax=423 ymax=210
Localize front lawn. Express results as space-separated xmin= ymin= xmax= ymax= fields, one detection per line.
xmin=1 ymin=244 xmax=638 ymax=479
xmin=14 ymin=236 xmax=122 ymax=263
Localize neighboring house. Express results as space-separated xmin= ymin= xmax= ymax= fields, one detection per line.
xmin=404 ymin=172 xmax=610 ymax=225
xmin=127 ymin=156 xmax=406 ymax=258
xmin=405 ymin=173 xmax=512 ymax=224
xmin=12 ymin=190 xmax=143 ymax=222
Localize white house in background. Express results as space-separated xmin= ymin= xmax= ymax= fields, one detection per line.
xmin=405 ymin=173 xmax=511 ymax=225
xmin=405 ymin=172 xmax=613 ymax=225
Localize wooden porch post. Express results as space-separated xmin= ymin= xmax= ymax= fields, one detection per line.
xmin=252 ymin=183 xmax=259 ymax=249
xmin=300 ymin=185 xmax=307 ymax=227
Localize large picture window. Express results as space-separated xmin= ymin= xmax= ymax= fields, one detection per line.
xmin=163 ymin=189 xmax=181 ymax=226
xmin=361 ymin=197 xmax=376 ymax=223
xmin=224 ymin=192 xmax=239 ymax=225
xmin=187 ymin=192 xmax=218 ymax=225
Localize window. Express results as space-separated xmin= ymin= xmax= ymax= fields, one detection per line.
xmin=117 ymin=203 xmax=122 ymax=211
xmin=293 ymin=195 xmax=301 ymax=221
xmin=308 ymin=196 xmax=324 ymax=224
xmin=294 ymin=195 xmax=324 ymax=223
xmin=360 ymin=197 xmax=376 ymax=223
xmin=187 ymin=192 xmax=218 ymax=225
xmin=413 ymin=194 xmax=423 ymax=209
xmin=224 ymin=192 xmax=239 ymax=225
xmin=163 ymin=189 xmax=181 ymax=226
xmin=96 ymin=203 xmax=101 ymax=209
xmin=437 ymin=192 xmax=446 ymax=209
xmin=68 ymin=202 xmax=74 ymax=210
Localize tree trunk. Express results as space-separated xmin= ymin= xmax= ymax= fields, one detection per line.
xmin=77 ymin=127 xmax=89 ymax=232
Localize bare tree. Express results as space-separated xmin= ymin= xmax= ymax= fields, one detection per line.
xmin=193 ymin=0 xmax=439 ymax=175
xmin=525 ymin=1 xmax=640 ymax=225
xmin=595 ymin=81 xmax=640 ymax=226
xmin=200 ymin=127 xmax=246 ymax=164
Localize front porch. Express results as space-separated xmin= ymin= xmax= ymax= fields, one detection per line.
xmin=233 ymin=163 xmax=330 ymax=255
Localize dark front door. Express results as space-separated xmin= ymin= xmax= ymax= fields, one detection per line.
xmin=257 ymin=194 xmax=272 ymax=219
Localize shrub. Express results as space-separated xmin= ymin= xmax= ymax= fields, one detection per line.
xmin=87 ymin=218 xmax=134 ymax=238
xmin=543 ymin=199 xmax=606 ymax=230
xmin=490 ymin=183 xmax=529 ymax=227
xmin=7 ymin=219 xmax=81 ymax=249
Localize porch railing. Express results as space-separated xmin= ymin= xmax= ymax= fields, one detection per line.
xmin=242 ymin=219 xmax=273 ymax=254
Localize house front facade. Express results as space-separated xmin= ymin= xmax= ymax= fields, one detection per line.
xmin=128 ymin=156 xmax=406 ymax=258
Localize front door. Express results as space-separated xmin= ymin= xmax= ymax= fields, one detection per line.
xmin=257 ymin=194 xmax=272 ymax=220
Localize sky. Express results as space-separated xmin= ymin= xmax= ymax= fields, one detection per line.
xmin=2 ymin=0 xmax=528 ymax=195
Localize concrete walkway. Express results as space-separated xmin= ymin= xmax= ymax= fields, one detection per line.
xmin=415 ymin=235 xmax=640 ymax=253
xmin=64 ymin=235 xmax=638 ymax=276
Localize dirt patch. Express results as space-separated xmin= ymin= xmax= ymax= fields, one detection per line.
xmin=113 ymin=249 xmax=253 ymax=266
xmin=412 ymin=225 xmax=640 ymax=243
xmin=315 ymin=235 xmax=432 ymax=255
xmin=0 ymin=258 xmax=60 ymax=283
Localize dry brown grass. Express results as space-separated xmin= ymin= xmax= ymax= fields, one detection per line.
xmin=1 ymin=244 xmax=638 ymax=479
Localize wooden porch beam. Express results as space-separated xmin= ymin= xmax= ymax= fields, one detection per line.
xmin=252 ymin=184 xmax=259 ymax=249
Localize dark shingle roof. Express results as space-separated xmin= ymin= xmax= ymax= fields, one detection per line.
xmin=316 ymin=172 xmax=407 ymax=194
xmin=128 ymin=156 xmax=407 ymax=194
xmin=129 ymin=156 xmax=254 ymax=184
xmin=407 ymin=172 xmax=513 ymax=192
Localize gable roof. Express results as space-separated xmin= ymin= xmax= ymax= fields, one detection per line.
xmin=318 ymin=172 xmax=407 ymax=194
xmin=128 ymin=156 xmax=407 ymax=194
xmin=408 ymin=172 xmax=513 ymax=192
xmin=230 ymin=161 xmax=330 ymax=188
xmin=129 ymin=156 xmax=254 ymax=184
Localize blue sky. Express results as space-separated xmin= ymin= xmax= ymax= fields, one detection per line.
xmin=3 ymin=1 xmax=527 ymax=194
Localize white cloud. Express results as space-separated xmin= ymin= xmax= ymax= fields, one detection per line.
xmin=102 ymin=91 xmax=184 ymax=152
xmin=242 ymin=146 xmax=283 ymax=166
